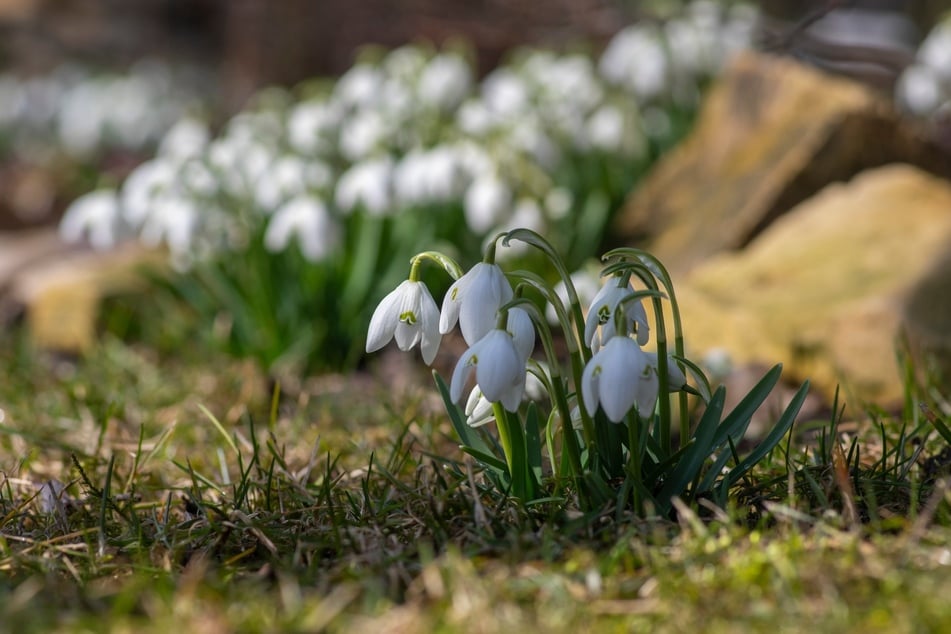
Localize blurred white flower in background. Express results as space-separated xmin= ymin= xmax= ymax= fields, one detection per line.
xmin=59 ymin=189 xmax=124 ymax=251
xmin=464 ymin=173 xmax=511 ymax=234
xmin=335 ymin=156 xmax=394 ymax=216
xmin=264 ymin=195 xmax=340 ymax=261
xmin=896 ymin=16 xmax=951 ymax=117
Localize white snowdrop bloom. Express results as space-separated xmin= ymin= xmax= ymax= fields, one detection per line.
xmin=418 ymin=53 xmax=473 ymax=111
xmin=582 ymin=335 xmax=658 ymax=423
xmin=454 ymin=140 xmax=495 ymax=181
xmin=599 ymin=24 xmax=669 ymax=100
xmin=464 ymin=386 xmax=495 ymax=427
xmin=393 ymin=149 xmax=430 ymax=205
xmin=511 ymin=121 xmax=560 ymax=169
xmin=120 ymin=158 xmax=177 ymax=226
xmin=440 ymin=261 xmax=514 ymax=346
xmin=586 ymin=104 xmax=626 ymax=152
xmin=287 ymin=100 xmax=340 ymax=155
xmin=139 ymin=194 xmax=198 ymax=258
xmin=897 ymin=64 xmax=945 ymax=116
xmin=456 ymin=99 xmax=497 ymax=136
xmin=264 ymin=195 xmax=340 ymax=262
xmin=339 ymin=110 xmax=387 ymax=162
xmin=450 ymin=328 xmax=526 ymax=412
xmin=383 ymin=45 xmax=428 ymax=82
xmin=584 ymin=277 xmax=650 ymax=352
xmin=334 ymin=156 xmax=393 ymax=216
xmin=645 ymin=352 xmax=688 ymax=392
xmin=482 ymin=68 xmax=529 ymax=118
xmin=366 ymin=278 xmax=442 ymax=365
xmin=464 ymin=173 xmax=511 ymax=234
xmin=544 ymin=187 xmax=573 ymax=220
xmin=664 ymin=18 xmax=712 ymax=76
xmin=158 ymin=117 xmax=209 ymax=163
xmin=254 ymin=155 xmax=311 ymax=211
xmin=104 ymin=75 xmax=154 ymax=149
xmin=380 ymin=79 xmax=414 ymax=121
xmin=57 ymin=81 xmax=106 ymax=158
xmin=506 ymin=306 xmax=535 ymax=363
xmin=919 ymin=20 xmax=951 ymax=82
xmin=538 ymin=54 xmax=603 ymax=113
xmin=180 ymin=158 xmax=219 ymax=197
xmin=59 ymin=189 xmax=123 ymax=251
xmin=335 ymin=64 xmax=384 ymax=108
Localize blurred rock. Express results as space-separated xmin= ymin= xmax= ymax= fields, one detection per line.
xmin=673 ymin=164 xmax=951 ymax=406
xmin=614 ymin=51 xmax=951 ymax=273
xmin=0 ymin=229 xmax=163 ymax=351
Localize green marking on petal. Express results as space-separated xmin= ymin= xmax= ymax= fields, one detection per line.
xmin=399 ymin=310 xmax=418 ymax=325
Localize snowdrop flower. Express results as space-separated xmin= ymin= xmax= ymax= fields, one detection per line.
xmin=366 ymin=279 xmax=442 ymax=365
xmin=440 ymin=262 xmax=514 ymax=345
xmin=599 ymin=24 xmax=669 ymax=101
xmin=897 ymin=64 xmax=945 ymax=116
xmin=645 ymin=352 xmax=688 ymax=391
xmin=450 ymin=328 xmax=526 ymax=411
xmin=335 ymin=156 xmax=393 ymax=215
xmin=418 ymin=53 xmax=473 ymax=111
xmin=584 ymin=277 xmax=650 ymax=351
xmin=264 ymin=195 xmax=339 ymax=262
xmin=120 ymin=158 xmax=177 ymax=226
xmin=334 ymin=64 xmax=384 ymax=108
xmin=919 ymin=20 xmax=951 ymax=82
xmin=457 ymin=99 xmax=497 ymax=136
xmin=287 ymin=100 xmax=341 ymax=155
xmin=254 ymin=155 xmax=312 ymax=211
xmin=582 ymin=335 xmax=658 ymax=422
xmin=158 ymin=117 xmax=209 ymax=163
xmin=465 ymin=386 xmax=495 ymax=427
xmin=585 ymin=104 xmax=625 ymax=152
xmin=339 ymin=110 xmax=387 ymax=161
xmin=464 ymin=173 xmax=511 ymax=234
xmin=59 ymin=189 xmax=123 ymax=250
xmin=482 ymin=68 xmax=529 ymax=119
xmin=139 ymin=194 xmax=198 ymax=258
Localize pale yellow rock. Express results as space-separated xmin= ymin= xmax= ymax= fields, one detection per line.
xmin=671 ymin=164 xmax=951 ymax=405
xmin=614 ymin=51 xmax=951 ymax=273
xmin=11 ymin=245 xmax=165 ymax=352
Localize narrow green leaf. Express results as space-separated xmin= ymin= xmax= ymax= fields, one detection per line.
xmin=656 ymin=386 xmax=726 ymax=514
xmin=717 ymin=380 xmax=810 ymax=495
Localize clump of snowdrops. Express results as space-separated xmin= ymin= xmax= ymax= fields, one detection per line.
xmin=59 ymin=2 xmax=760 ymax=374
xmin=366 ymin=229 xmax=808 ymax=513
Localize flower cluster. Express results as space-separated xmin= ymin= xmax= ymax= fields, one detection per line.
xmin=366 ymin=229 xmax=808 ymax=515
xmin=0 ymin=60 xmax=209 ymax=163
xmin=55 ymin=1 xmax=759 ymax=372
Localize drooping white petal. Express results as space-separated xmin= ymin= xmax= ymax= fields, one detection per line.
xmin=450 ymin=345 xmax=478 ymax=404
xmin=474 ymin=330 xmax=522 ymax=404
xmin=507 ymin=307 xmax=535 ymax=362
xmin=440 ymin=262 xmax=512 ymax=345
xmin=417 ymin=284 xmax=442 ymax=365
xmin=365 ymin=282 xmax=405 ymax=353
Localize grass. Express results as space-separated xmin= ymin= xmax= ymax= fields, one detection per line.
xmin=3 ymin=332 xmax=951 ymax=632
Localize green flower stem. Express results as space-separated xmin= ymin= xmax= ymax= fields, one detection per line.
xmin=626 ymin=409 xmax=643 ymax=515
xmin=501 ymin=295 xmax=585 ymax=481
xmin=501 ymin=228 xmax=588 ymax=359
xmin=409 ymin=251 xmax=464 ymax=282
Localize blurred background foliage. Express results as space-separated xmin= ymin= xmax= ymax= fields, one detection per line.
xmin=2 ymin=0 xmax=950 ymax=376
